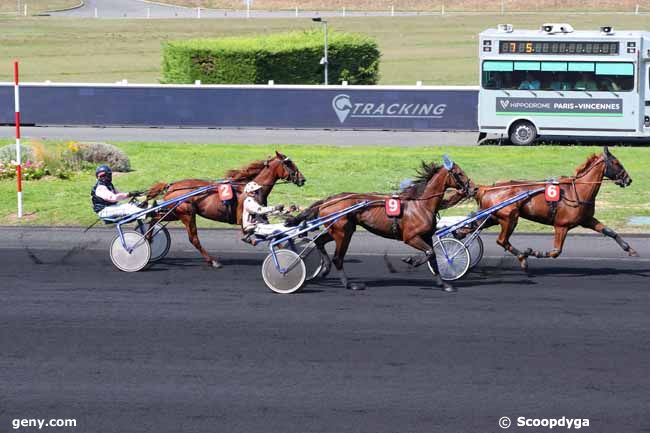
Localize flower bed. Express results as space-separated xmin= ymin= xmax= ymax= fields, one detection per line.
xmin=0 ymin=141 xmax=131 ymax=181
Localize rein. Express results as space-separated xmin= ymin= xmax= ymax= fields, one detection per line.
xmin=481 ymin=157 xmax=613 ymax=191
xmin=481 ymin=157 xmax=613 ymax=207
xmin=314 ymin=172 xmax=459 ymax=212
xmin=154 ymin=178 xmax=294 ymax=197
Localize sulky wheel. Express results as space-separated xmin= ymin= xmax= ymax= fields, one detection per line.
xmin=110 ymin=230 xmax=152 ymax=272
xmin=466 ymin=235 xmax=484 ymax=269
xmin=286 ymin=238 xmax=324 ymax=281
xmin=427 ymin=237 xmax=470 ymax=281
xmin=146 ymin=224 xmax=171 ymax=262
xmin=261 ymin=249 xmax=306 ymax=294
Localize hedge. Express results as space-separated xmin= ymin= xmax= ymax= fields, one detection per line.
xmin=161 ymin=30 xmax=380 ymax=85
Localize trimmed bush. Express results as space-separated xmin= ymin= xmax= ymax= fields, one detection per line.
xmin=0 ymin=144 xmax=33 ymax=163
xmin=77 ymin=142 xmax=131 ymax=172
xmin=161 ymin=30 xmax=380 ymax=85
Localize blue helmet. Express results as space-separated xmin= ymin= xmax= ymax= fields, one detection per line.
xmin=95 ymin=165 xmax=112 ymax=181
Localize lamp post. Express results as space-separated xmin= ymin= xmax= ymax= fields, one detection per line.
xmin=312 ymin=17 xmax=328 ymax=85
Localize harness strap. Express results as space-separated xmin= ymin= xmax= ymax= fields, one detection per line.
xmin=391 ymin=217 xmax=400 ymax=237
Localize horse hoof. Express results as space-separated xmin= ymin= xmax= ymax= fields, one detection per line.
xmin=629 ymin=249 xmax=640 ymax=257
xmin=401 ymin=256 xmax=414 ymax=266
xmin=441 ymin=284 xmax=457 ymax=293
xmin=347 ymin=282 xmax=366 ymax=291
xmin=518 ymin=257 xmax=529 ymax=271
xmin=319 ymin=265 xmax=331 ymax=278
xmin=211 ymin=260 xmax=223 ymax=269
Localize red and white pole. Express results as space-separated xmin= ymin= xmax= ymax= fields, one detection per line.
xmin=14 ymin=61 xmax=23 ymax=218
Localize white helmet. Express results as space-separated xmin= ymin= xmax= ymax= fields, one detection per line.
xmin=244 ymin=181 xmax=262 ymax=194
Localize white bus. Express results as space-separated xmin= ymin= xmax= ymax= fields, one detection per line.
xmin=478 ymin=23 xmax=650 ymax=145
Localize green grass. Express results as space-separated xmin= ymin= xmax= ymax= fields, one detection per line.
xmin=1 ymin=141 xmax=649 ymax=233
xmin=3 ymin=14 xmax=650 ymax=84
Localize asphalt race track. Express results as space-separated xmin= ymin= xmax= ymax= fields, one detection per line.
xmin=0 ymin=126 xmax=479 ymax=147
xmin=1 ymin=231 xmax=649 ymax=433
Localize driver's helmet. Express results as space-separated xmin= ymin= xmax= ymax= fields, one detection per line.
xmin=244 ymin=181 xmax=262 ymax=194
xmin=95 ymin=165 xmax=112 ymax=182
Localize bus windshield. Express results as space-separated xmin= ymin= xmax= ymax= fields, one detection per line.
xmin=482 ymin=60 xmax=634 ymax=91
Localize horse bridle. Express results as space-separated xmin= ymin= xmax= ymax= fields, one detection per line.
xmin=567 ymin=152 xmax=627 ymax=206
xmin=448 ymin=165 xmax=473 ymax=197
xmin=279 ymin=157 xmax=302 ymax=185
xmin=602 ymin=152 xmax=626 ymax=183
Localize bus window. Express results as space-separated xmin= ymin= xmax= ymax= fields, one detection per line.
xmin=568 ymin=62 xmax=595 ymax=72
xmin=595 ymin=63 xmax=633 ymax=75
xmin=482 ymin=61 xmax=514 ymax=89
xmin=541 ymin=62 xmax=567 ymax=72
xmin=594 ymin=63 xmax=634 ymax=91
xmin=514 ymin=61 xmax=540 ymax=71
xmin=482 ymin=60 xmax=634 ymax=91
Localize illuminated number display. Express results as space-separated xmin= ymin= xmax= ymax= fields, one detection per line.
xmin=499 ymin=41 xmax=619 ymax=55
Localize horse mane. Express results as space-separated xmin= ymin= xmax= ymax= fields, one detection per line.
xmin=575 ymin=154 xmax=601 ymax=176
xmin=402 ymin=161 xmax=443 ymax=199
xmin=225 ymin=159 xmax=268 ymax=181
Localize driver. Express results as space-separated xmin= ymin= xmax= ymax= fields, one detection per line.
xmin=91 ymin=165 xmax=143 ymax=219
xmin=242 ymin=181 xmax=287 ymax=243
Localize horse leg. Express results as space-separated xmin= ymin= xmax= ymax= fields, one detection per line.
xmin=404 ymin=235 xmax=455 ymax=292
xmin=179 ymin=213 xmax=223 ymax=269
xmin=401 ymin=235 xmax=436 ymax=268
xmin=494 ymin=213 xmax=530 ymax=271
xmin=330 ymin=226 xmax=364 ymax=291
xmin=581 ymin=217 xmax=639 ymax=257
xmin=318 ymin=245 xmax=333 ymax=278
xmin=527 ymin=226 xmax=569 ymax=259
xmin=315 ymin=233 xmax=333 ymax=278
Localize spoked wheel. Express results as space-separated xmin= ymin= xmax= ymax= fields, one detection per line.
xmin=427 ymin=238 xmax=470 ymax=281
xmin=443 ymin=233 xmax=484 ymax=270
xmin=466 ymin=235 xmax=484 ymax=269
xmin=261 ymin=249 xmax=306 ymax=294
xmin=286 ymin=238 xmax=324 ymax=281
xmin=110 ymin=230 xmax=151 ymax=272
xmin=146 ymin=224 xmax=171 ymax=262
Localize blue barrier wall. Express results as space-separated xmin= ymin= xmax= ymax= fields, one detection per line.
xmin=0 ymin=84 xmax=478 ymax=131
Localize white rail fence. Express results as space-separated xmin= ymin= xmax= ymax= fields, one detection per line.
xmin=6 ymin=1 xmax=650 ymax=17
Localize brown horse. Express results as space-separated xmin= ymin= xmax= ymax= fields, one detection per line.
xmin=146 ymin=151 xmax=305 ymax=268
xmin=287 ymin=157 xmax=474 ymax=292
xmin=467 ymin=146 xmax=636 ymax=270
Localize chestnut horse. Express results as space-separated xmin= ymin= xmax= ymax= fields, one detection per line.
xmin=467 ymin=146 xmax=636 ymax=270
xmin=287 ymin=157 xmax=474 ymax=292
xmin=146 ymin=151 xmax=305 ymax=268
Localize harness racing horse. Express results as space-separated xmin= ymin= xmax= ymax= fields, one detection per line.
xmin=146 ymin=151 xmax=305 ymax=268
xmin=287 ymin=156 xmax=474 ymax=292
xmin=468 ymin=146 xmax=636 ymax=271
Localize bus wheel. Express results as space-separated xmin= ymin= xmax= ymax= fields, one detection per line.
xmin=509 ymin=121 xmax=537 ymax=146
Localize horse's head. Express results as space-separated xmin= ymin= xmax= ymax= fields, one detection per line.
xmin=442 ymin=155 xmax=475 ymax=197
xmin=603 ymin=146 xmax=632 ymax=187
xmin=267 ymin=151 xmax=306 ymax=187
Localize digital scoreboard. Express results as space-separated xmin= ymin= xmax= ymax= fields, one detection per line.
xmin=498 ymin=41 xmax=620 ymax=55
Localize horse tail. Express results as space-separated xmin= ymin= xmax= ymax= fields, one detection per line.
xmin=285 ymin=199 xmax=326 ymax=226
xmin=146 ymin=182 xmax=170 ymax=200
